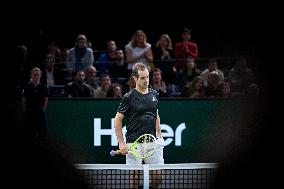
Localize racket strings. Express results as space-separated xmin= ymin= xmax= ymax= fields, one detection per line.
xmin=136 ymin=135 xmax=156 ymax=158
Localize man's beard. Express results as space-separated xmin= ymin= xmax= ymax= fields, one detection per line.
xmin=76 ymin=80 xmax=83 ymax=85
xmin=141 ymin=83 xmax=148 ymax=89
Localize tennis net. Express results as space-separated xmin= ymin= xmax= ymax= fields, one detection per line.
xmin=76 ymin=163 xmax=218 ymax=189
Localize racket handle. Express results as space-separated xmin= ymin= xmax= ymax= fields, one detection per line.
xmin=110 ymin=150 xmax=120 ymax=156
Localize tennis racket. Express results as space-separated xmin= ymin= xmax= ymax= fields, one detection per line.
xmin=110 ymin=134 xmax=157 ymax=159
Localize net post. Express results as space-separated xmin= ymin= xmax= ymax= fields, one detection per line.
xmin=143 ymin=164 xmax=149 ymax=189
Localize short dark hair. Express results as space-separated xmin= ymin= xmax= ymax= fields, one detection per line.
xmin=132 ymin=63 xmax=149 ymax=78
xmin=100 ymin=73 xmax=110 ymax=80
xmin=76 ymin=34 xmax=87 ymax=42
xmin=208 ymin=58 xmax=217 ymax=64
xmin=152 ymin=68 xmax=162 ymax=74
xmin=182 ymin=28 xmax=191 ymax=34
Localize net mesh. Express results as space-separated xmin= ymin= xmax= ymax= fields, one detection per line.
xmin=83 ymin=169 xmax=143 ymax=189
xmin=77 ymin=163 xmax=217 ymax=189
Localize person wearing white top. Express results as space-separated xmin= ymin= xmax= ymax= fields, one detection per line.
xmin=125 ymin=30 xmax=153 ymax=70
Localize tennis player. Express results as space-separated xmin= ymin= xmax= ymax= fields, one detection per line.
xmin=114 ymin=63 xmax=164 ymax=188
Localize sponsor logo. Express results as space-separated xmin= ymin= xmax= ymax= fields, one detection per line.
xmin=93 ymin=118 xmax=186 ymax=146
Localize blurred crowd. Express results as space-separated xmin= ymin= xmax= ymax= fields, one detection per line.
xmin=13 ymin=29 xmax=259 ymax=99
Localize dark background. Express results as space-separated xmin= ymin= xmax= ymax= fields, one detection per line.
xmin=4 ymin=3 xmax=274 ymax=188
xmin=8 ymin=3 xmax=267 ymax=90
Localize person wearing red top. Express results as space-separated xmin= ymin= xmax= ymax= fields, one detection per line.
xmin=175 ymin=28 xmax=198 ymax=70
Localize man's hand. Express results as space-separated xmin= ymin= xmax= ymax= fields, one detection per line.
xmin=119 ymin=142 xmax=128 ymax=155
xmin=156 ymin=135 xmax=165 ymax=146
xmin=156 ymin=132 xmax=163 ymax=138
xmin=160 ymin=81 xmax=167 ymax=93
xmin=182 ymin=41 xmax=189 ymax=51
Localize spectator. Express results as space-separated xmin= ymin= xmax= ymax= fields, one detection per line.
xmin=41 ymin=54 xmax=64 ymax=87
xmin=22 ymin=67 xmax=49 ymax=140
xmin=122 ymin=75 xmax=136 ymax=95
xmin=66 ymin=34 xmax=94 ymax=73
xmin=150 ymin=68 xmax=170 ymax=97
xmin=109 ymin=49 xmax=129 ymax=80
xmin=204 ymin=71 xmax=220 ymax=98
xmin=47 ymin=41 xmax=61 ymax=64
xmin=106 ymin=83 xmax=122 ymax=98
xmin=200 ymin=58 xmax=224 ymax=86
xmin=175 ymin=28 xmax=198 ymax=71
xmin=85 ymin=66 xmax=99 ymax=92
xmin=228 ymin=57 xmax=254 ymax=96
xmin=94 ymin=73 xmax=112 ymax=97
xmin=14 ymin=45 xmax=31 ymax=97
xmin=97 ymin=40 xmax=117 ymax=74
xmin=176 ymin=57 xmax=201 ymax=88
xmin=216 ymin=81 xmax=231 ymax=98
xmin=182 ymin=76 xmax=205 ymax=98
xmin=125 ymin=30 xmax=153 ymax=71
xmin=50 ymin=47 xmax=70 ymax=85
xmin=65 ymin=70 xmax=93 ymax=97
xmin=153 ymin=34 xmax=175 ymax=84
